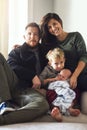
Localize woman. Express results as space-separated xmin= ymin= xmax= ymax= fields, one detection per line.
xmin=40 ymin=13 xmax=87 ymax=113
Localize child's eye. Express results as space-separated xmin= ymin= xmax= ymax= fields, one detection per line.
xmin=55 ymin=63 xmax=57 ymax=65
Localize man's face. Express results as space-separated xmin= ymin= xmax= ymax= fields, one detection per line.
xmin=24 ymin=26 xmax=40 ymax=47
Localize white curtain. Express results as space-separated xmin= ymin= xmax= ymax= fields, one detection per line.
xmin=8 ymin=0 xmax=28 ymax=53
xmin=0 ymin=0 xmax=28 ymax=58
xmin=0 ymin=0 xmax=9 ymax=58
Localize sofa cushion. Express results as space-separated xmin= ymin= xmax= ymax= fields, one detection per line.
xmin=81 ymin=92 xmax=87 ymax=114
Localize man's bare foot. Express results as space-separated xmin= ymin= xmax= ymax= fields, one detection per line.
xmin=51 ymin=107 xmax=62 ymax=122
xmin=69 ymin=107 xmax=80 ymax=116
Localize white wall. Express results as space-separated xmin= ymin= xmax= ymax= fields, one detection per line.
xmin=54 ymin=0 xmax=87 ymax=46
xmin=28 ymin=0 xmax=53 ymax=23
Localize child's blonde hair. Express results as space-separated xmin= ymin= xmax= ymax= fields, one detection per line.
xmin=46 ymin=48 xmax=65 ymax=61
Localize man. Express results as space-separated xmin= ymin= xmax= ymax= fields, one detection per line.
xmin=0 ymin=22 xmax=49 ymax=125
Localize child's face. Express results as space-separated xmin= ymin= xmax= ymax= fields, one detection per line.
xmin=58 ymin=69 xmax=71 ymax=80
xmin=24 ymin=26 xmax=40 ymax=47
xmin=50 ymin=57 xmax=65 ymax=71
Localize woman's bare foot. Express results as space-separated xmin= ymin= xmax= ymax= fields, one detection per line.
xmin=69 ymin=107 xmax=80 ymax=116
xmin=51 ymin=107 xmax=62 ymax=122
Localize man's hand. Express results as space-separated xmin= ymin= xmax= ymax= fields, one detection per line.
xmin=32 ymin=75 xmax=41 ymax=88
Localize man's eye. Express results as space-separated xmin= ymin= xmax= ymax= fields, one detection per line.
xmin=34 ymin=33 xmax=38 ymax=36
xmin=28 ymin=33 xmax=31 ymax=35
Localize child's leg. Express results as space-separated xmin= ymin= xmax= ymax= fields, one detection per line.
xmin=68 ymin=107 xmax=80 ymax=116
xmin=51 ymin=107 xmax=62 ymax=122
xmin=68 ymin=102 xmax=80 ymax=116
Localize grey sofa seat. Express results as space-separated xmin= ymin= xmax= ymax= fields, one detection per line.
xmin=0 ymin=122 xmax=87 ymax=130
xmin=33 ymin=113 xmax=87 ymax=123
xmin=0 ymin=92 xmax=87 ymax=130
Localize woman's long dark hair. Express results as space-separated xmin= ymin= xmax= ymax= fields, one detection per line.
xmin=40 ymin=13 xmax=63 ymax=44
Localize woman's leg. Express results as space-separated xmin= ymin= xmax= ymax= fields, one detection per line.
xmin=78 ymin=73 xmax=87 ymax=92
xmin=77 ymin=74 xmax=87 ymax=114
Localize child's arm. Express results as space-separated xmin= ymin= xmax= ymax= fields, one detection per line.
xmin=39 ymin=65 xmax=58 ymax=86
xmin=43 ymin=77 xmax=57 ymax=85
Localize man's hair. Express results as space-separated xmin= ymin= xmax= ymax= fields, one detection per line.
xmin=25 ymin=22 xmax=41 ymax=37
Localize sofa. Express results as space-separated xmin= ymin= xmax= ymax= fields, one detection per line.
xmin=0 ymin=92 xmax=87 ymax=130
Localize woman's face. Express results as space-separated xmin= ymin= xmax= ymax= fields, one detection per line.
xmin=47 ymin=18 xmax=63 ymax=37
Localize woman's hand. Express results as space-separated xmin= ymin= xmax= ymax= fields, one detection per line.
xmin=13 ymin=44 xmax=21 ymax=49
xmin=69 ymin=75 xmax=77 ymax=89
xmin=70 ymin=61 xmax=86 ymax=89
xmin=32 ymin=75 xmax=41 ymax=89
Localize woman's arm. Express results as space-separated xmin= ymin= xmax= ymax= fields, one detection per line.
xmin=70 ymin=61 xmax=86 ymax=89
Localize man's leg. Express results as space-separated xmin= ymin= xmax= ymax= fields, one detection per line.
xmin=0 ymin=89 xmax=49 ymax=125
xmin=0 ymin=53 xmax=18 ymax=102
